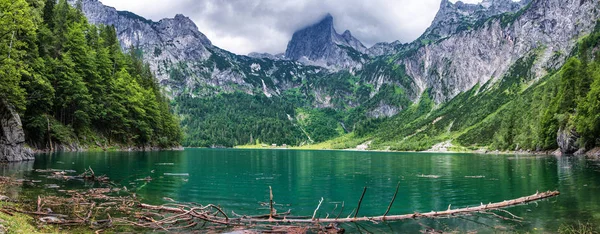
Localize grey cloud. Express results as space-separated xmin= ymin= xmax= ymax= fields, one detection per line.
xmin=100 ymin=0 xmax=484 ymax=55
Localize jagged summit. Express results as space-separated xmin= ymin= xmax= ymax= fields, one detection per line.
xmin=284 ymin=13 xmax=367 ymax=70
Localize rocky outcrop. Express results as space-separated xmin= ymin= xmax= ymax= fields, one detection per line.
xmin=367 ymin=103 xmax=400 ymax=118
xmin=369 ymin=0 xmax=531 ymax=58
xmin=422 ymin=0 xmax=531 ymax=41
xmin=68 ymin=0 xmax=213 ymax=93
xmin=557 ymin=126 xmax=580 ymax=155
xmin=367 ymin=41 xmax=407 ymax=57
xmin=390 ymin=0 xmax=599 ymax=103
xmin=0 ymin=100 xmax=34 ymax=162
xmin=284 ymin=14 xmax=368 ymax=70
xmin=247 ymin=52 xmax=286 ymax=60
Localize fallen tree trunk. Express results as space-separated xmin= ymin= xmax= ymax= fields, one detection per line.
xmin=243 ymin=191 xmax=560 ymax=223
xmin=138 ymin=190 xmax=559 ymax=225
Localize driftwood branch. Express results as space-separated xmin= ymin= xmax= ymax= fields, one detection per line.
xmin=236 ymin=191 xmax=560 ymax=223
xmin=269 ymin=186 xmax=274 ymax=220
xmin=312 ymin=197 xmax=324 ymax=220
xmin=383 ymin=182 xmax=400 ymax=219
xmin=354 ymin=187 xmax=367 ymax=219
xmin=335 ymin=201 xmax=344 ymax=220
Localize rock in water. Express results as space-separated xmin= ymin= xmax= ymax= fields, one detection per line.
xmin=557 ymin=126 xmax=580 ymax=155
xmin=0 ymin=100 xmax=34 ymax=162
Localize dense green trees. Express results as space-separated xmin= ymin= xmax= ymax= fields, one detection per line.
xmin=1 ymin=0 xmax=181 ymax=149
xmin=175 ymin=93 xmax=346 ymax=147
xmin=576 ymin=64 xmax=600 ymax=148
xmin=176 ymin=93 xmax=305 ymax=147
xmin=0 ymin=0 xmax=38 ymax=110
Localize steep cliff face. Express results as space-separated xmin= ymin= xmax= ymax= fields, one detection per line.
xmin=369 ymin=0 xmax=531 ymax=57
xmin=0 ymin=100 xmax=34 ymax=162
xmin=70 ymin=0 xmax=212 ymax=86
xmin=284 ymin=14 xmax=369 ymax=70
xmin=70 ymin=0 xmax=329 ymax=98
xmin=423 ymin=0 xmax=531 ymax=41
xmin=386 ymin=0 xmax=599 ymax=103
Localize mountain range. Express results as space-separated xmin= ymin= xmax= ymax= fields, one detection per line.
xmin=69 ymin=0 xmax=600 ymax=154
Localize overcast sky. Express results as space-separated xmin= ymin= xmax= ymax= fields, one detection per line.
xmin=100 ymin=0 xmax=487 ymax=55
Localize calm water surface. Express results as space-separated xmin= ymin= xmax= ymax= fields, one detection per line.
xmin=2 ymin=149 xmax=600 ymax=233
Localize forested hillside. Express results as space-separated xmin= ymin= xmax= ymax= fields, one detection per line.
xmin=0 ymin=0 xmax=181 ymax=150
xmin=347 ymin=25 xmax=600 ymax=153
xmin=176 ymin=93 xmax=344 ymax=147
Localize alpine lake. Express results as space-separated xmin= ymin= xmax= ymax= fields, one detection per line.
xmin=2 ymin=148 xmax=600 ymax=233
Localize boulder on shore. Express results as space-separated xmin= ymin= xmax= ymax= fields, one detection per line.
xmin=586 ymin=147 xmax=600 ymax=157
xmin=557 ymin=126 xmax=580 ymax=155
xmin=0 ymin=100 xmax=34 ymax=162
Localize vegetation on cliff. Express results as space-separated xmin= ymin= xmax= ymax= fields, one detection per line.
xmin=345 ymin=25 xmax=600 ymax=152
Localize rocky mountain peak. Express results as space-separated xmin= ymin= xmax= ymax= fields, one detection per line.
xmin=341 ymin=30 xmax=352 ymax=38
xmin=284 ymin=13 xmax=367 ymax=70
xmin=156 ymin=13 xmax=212 ymax=46
xmin=423 ymin=0 xmax=530 ymax=41
xmin=69 ymin=0 xmax=214 ymax=84
xmin=319 ymin=13 xmax=334 ymax=27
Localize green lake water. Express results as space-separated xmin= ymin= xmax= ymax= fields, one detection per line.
xmin=2 ymin=148 xmax=600 ymax=233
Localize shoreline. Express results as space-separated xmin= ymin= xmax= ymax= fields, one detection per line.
xmin=232 ymin=145 xmax=600 ymax=157
xmin=30 ymin=145 xmax=184 ymax=155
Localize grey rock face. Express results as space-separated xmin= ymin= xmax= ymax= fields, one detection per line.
xmin=369 ymin=0 xmax=531 ymax=57
xmin=557 ymin=126 xmax=580 ymax=155
xmin=0 ymin=100 xmax=34 ymax=162
xmin=392 ymin=0 xmax=599 ymax=104
xmin=422 ymin=0 xmax=531 ymax=41
xmin=285 ymin=14 xmax=368 ymax=70
xmin=69 ymin=0 xmax=213 ymax=86
xmin=71 ymin=0 xmax=326 ymax=99
xmin=367 ymin=103 xmax=400 ymax=118
xmin=367 ymin=41 xmax=406 ymax=57
xmin=247 ymin=52 xmax=286 ymax=60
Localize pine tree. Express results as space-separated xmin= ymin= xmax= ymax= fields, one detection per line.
xmin=0 ymin=0 xmax=38 ymax=110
